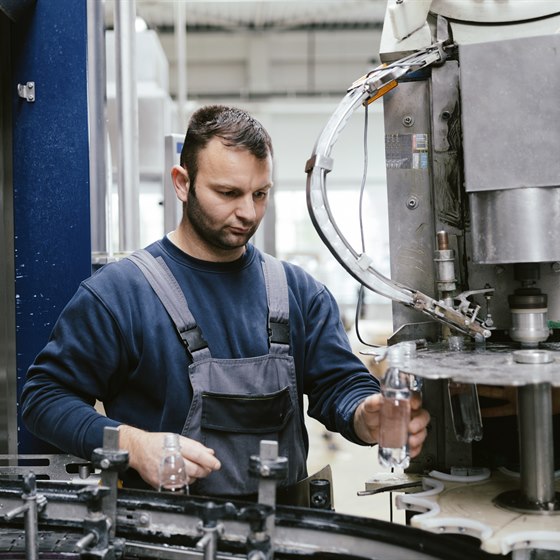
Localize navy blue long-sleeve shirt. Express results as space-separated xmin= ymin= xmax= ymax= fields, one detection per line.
xmin=21 ymin=237 xmax=380 ymax=463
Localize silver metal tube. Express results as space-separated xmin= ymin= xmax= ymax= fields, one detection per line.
xmin=24 ymin=498 xmax=38 ymax=560
xmin=4 ymin=503 xmax=28 ymax=520
xmin=87 ymin=0 xmax=108 ymax=255
xmin=75 ymin=532 xmax=97 ymax=553
xmin=101 ymin=426 xmax=120 ymax=539
xmin=258 ymin=441 xmax=278 ymax=538
xmin=114 ymin=0 xmax=140 ymax=252
xmin=175 ymin=1 xmax=187 ymax=130
xmin=517 ymin=383 xmax=555 ymax=505
xmin=0 ymin=15 xmax=18 ymax=458
xmin=196 ymin=530 xmax=218 ymax=560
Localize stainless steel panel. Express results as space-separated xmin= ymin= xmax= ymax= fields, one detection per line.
xmin=469 ymin=187 xmax=560 ymax=264
xmin=459 ymin=34 xmax=560 ymax=193
xmin=383 ymin=80 xmax=435 ymax=331
xmin=431 ymin=62 xmax=463 ymax=234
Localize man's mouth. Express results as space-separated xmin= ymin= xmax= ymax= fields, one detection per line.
xmin=229 ymin=226 xmax=252 ymax=235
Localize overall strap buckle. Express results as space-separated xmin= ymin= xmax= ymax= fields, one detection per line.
xmin=179 ymin=326 xmax=208 ymax=353
xmin=269 ymin=321 xmax=290 ymax=345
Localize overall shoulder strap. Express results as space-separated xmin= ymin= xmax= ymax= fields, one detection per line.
xmin=261 ymin=252 xmax=290 ymax=350
xmin=127 ymin=249 xmax=210 ymax=360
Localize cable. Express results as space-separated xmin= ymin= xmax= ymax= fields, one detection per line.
xmin=354 ymin=103 xmax=380 ymax=349
xmin=305 ymin=41 xmax=491 ymax=340
xmin=358 ymin=103 xmax=368 ymax=253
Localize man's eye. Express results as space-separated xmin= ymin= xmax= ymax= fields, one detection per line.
xmin=254 ymin=191 xmax=268 ymax=200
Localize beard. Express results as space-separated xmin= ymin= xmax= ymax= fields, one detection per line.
xmin=185 ymin=188 xmax=258 ymax=252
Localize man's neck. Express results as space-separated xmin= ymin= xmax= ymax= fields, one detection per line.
xmin=168 ymin=228 xmax=246 ymax=263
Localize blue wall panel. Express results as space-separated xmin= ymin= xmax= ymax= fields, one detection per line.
xmin=11 ymin=0 xmax=91 ymax=453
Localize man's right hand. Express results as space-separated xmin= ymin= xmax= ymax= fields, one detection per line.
xmin=119 ymin=425 xmax=221 ymax=489
xmin=353 ymin=392 xmax=430 ymax=459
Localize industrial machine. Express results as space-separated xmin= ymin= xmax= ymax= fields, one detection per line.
xmin=305 ymin=0 xmax=560 ymax=557
xmin=0 ymin=432 xmax=495 ymax=560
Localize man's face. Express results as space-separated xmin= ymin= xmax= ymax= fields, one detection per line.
xmin=185 ymin=137 xmax=273 ymax=258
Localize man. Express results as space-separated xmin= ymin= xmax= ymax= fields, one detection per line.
xmin=21 ymin=105 xmax=429 ymax=497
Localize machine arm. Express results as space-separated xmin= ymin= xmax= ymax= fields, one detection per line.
xmin=305 ymin=42 xmax=491 ymax=340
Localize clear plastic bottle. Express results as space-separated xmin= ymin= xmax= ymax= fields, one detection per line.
xmin=158 ymin=433 xmax=188 ymax=493
xmin=400 ymin=340 xmax=423 ymax=393
xmin=446 ymin=335 xmax=483 ymax=443
xmin=378 ymin=345 xmax=411 ymax=469
xmin=448 ymin=381 xmax=483 ymax=443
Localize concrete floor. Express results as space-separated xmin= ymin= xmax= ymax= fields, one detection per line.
xmin=297 ymin=317 xmax=407 ymax=522
xmin=307 ymin=317 xmax=408 ymax=523
xmin=305 ymin=412 xmax=406 ymax=524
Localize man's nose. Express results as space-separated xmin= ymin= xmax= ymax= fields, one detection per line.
xmin=236 ymin=195 xmax=257 ymax=221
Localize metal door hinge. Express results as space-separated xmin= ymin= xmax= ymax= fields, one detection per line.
xmin=17 ymin=81 xmax=35 ymax=102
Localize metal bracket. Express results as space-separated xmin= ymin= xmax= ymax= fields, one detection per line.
xmin=17 ymin=81 xmax=36 ymax=102
xmin=0 ymin=454 xmax=96 ymax=481
xmin=91 ymin=427 xmax=129 ymax=539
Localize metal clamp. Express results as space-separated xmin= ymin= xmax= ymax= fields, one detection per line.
xmin=249 ymin=454 xmax=289 ymax=481
xmin=191 ymin=501 xmax=236 ymax=560
xmin=76 ymin=485 xmax=125 ymax=560
xmin=240 ymin=505 xmax=274 ymax=560
xmin=196 ymin=521 xmax=224 ymax=560
xmin=76 ymin=514 xmax=112 ymax=557
xmin=90 ymin=449 xmax=129 ymax=473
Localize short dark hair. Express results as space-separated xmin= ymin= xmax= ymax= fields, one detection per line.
xmin=180 ymin=105 xmax=273 ymax=187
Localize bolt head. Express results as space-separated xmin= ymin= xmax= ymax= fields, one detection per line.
xmin=402 ymin=115 xmax=414 ymax=127
xmin=406 ymin=197 xmax=419 ymax=210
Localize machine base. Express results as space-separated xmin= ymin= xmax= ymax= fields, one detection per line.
xmin=495 ymin=490 xmax=560 ymax=515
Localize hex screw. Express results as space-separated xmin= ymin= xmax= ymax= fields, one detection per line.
xmin=402 ymin=115 xmax=414 ymax=127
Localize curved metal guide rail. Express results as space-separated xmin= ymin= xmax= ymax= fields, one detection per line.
xmin=0 ymin=478 xmax=498 ymax=560
xmin=305 ymin=43 xmax=491 ymax=340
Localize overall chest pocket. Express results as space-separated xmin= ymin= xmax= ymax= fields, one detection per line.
xmin=201 ymin=386 xmax=293 ymax=434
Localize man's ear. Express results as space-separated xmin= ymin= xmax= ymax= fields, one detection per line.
xmin=171 ymin=165 xmax=190 ymax=202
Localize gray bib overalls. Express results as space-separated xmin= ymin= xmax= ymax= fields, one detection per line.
xmin=129 ymin=249 xmax=308 ymax=496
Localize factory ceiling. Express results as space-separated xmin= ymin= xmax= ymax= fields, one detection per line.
xmin=104 ymin=0 xmax=388 ymax=32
